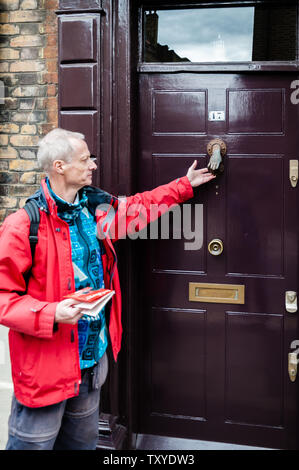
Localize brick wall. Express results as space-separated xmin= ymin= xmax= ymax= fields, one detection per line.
xmin=0 ymin=0 xmax=58 ymax=223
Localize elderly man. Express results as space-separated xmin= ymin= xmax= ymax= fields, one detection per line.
xmin=0 ymin=128 xmax=215 ymax=450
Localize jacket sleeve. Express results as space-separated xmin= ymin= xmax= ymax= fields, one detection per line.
xmin=0 ymin=214 xmax=57 ymax=338
xmin=99 ymin=175 xmax=194 ymax=242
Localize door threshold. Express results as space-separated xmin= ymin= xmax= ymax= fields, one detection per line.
xmin=134 ymin=433 xmax=274 ymax=451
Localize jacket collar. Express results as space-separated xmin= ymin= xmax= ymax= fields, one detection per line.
xmin=26 ymin=178 xmax=118 ymax=217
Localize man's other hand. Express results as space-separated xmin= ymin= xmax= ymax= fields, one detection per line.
xmin=55 ymin=298 xmax=84 ymax=325
xmin=186 ymin=160 xmax=216 ymax=188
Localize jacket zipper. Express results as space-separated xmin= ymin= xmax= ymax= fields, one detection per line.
xmin=103 ymin=238 xmax=117 ymax=288
xmin=109 ymin=253 xmax=117 ymax=288
xmin=53 ymin=218 xmax=81 ymax=388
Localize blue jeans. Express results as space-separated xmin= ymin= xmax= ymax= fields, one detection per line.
xmin=6 ymin=352 xmax=108 ymax=450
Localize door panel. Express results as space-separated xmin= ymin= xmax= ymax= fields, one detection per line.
xmin=151 ymin=307 xmax=207 ymax=419
xmin=58 ymin=13 xmax=101 ymax=176
xmin=227 ymin=88 xmax=284 ymax=134
xmin=225 ymin=311 xmax=284 ymax=428
xmin=226 ymin=155 xmax=284 ymax=276
xmin=137 ymin=73 xmax=298 ymax=449
xmin=153 ymin=90 xmax=207 ymax=134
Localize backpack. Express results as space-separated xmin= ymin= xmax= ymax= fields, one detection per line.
xmin=23 ymin=199 xmax=40 ymax=262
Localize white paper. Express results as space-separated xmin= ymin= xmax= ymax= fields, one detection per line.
xmin=77 ymin=291 xmax=115 ymax=317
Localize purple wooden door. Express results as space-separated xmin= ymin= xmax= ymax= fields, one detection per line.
xmin=58 ymin=10 xmax=102 ymax=188
xmin=137 ymin=73 xmax=299 ymax=449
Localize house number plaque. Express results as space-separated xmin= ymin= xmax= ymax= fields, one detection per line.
xmin=209 ymin=111 xmax=225 ymax=121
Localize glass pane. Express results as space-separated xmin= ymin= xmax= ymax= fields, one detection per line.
xmin=144 ymin=5 xmax=297 ymax=62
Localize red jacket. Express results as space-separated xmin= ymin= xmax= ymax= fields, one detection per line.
xmin=0 ymin=176 xmax=193 ymax=407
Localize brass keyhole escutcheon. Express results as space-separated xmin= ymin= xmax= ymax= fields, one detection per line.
xmin=208 ymin=239 xmax=224 ymax=256
xmin=288 ymin=352 xmax=297 ymax=382
xmin=289 ymin=160 xmax=298 ymax=188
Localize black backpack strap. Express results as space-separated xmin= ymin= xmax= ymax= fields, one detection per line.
xmin=23 ymin=199 xmax=40 ymax=261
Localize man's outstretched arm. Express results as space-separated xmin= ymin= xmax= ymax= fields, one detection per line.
xmin=99 ymin=161 xmax=215 ymax=241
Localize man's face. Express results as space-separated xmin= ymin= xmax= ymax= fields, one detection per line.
xmin=61 ymin=138 xmax=97 ymax=188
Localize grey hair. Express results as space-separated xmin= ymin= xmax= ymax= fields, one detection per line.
xmin=37 ymin=128 xmax=85 ymax=173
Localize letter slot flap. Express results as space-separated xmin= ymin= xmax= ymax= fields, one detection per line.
xmin=189 ymin=282 xmax=245 ymax=304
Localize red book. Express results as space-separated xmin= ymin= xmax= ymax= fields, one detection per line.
xmin=64 ymin=287 xmax=115 ymax=317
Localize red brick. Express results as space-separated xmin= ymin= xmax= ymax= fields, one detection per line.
xmin=43 ymin=46 xmax=57 ymax=59
xmin=45 ymin=0 xmax=59 ymax=8
xmin=38 ymin=123 xmax=56 ymax=135
xmin=44 ymin=22 xmax=57 ymax=34
xmin=46 ymin=60 xmax=57 ymax=73
xmin=47 ymin=84 xmax=57 ymax=96
xmin=46 ymin=109 xmax=58 ymax=124
xmin=42 ymin=72 xmax=58 ymax=84
xmin=46 ymin=34 xmax=58 ymax=47
xmin=45 ymin=97 xmax=57 ymax=110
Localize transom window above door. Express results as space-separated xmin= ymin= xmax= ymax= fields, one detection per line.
xmin=142 ymin=3 xmax=298 ymax=63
